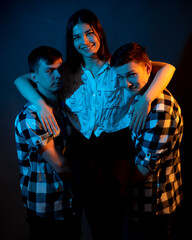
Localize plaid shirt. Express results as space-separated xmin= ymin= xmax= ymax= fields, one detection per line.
xmin=129 ymin=89 xmax=183 ymax=219
xmin=15 ymin=101 xmax=73 ymax=220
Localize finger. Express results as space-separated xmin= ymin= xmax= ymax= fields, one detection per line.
xmin=130 ymin=111 xmax=139 ymax=132
xmin=135 ymin=114 xmax=146 ymax=133
xmin=136 ymin=117 xmax=145 ymax=133
xmin=51 ymin=115 xmax=60 ymax=132
xmin=129 ymin=113 xmax=136 ymax=130
xmin=141 ymin=115 xmax=147 ymax=130
xmin=128 ymin=105 xmax=134 ymax=115
xmin=37 ymin=111 xmax=47 ymax=132
xmin=48 ymin=116 xmax=60 ymax=136
xmin=135 ymin=118 xmax=142 ymax=133
xmin=40 ymin=117 xmax=47 ymax=132
xmin=132 ymin=116 xmax=140 ymax=133
xmin=44 ymin=118 xmax=53 ymax=135
xmin=47 ymin=117 xmax=56 ymax=135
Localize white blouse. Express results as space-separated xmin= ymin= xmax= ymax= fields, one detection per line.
xmin=63 ymin=63 xmax=132 ymax=139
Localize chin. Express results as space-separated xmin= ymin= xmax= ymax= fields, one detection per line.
xmin=84 ymin=51 xmax=97 ymax=57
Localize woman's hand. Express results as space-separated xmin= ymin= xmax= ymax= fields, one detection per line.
xmin=129 ymin=95 xmax=151 ymax=133
xmin=36 ymin=99 xmax=60 ymax=136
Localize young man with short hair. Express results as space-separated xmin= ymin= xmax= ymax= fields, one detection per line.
xmin=110 ymin=43 xmax=184 ymax=240
xmin=15 ymin=46 xmax=81 ymax=240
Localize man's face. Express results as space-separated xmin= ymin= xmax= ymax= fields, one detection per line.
xmin=115 ymin=61 xmax=152 ymax=98
xmin=34 ymin=58 xmax=63 ymax=94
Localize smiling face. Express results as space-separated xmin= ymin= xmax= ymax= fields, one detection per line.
xmin=115 ymin=61 xmax=152 ymax=98
xmin=33 ymin=57 xmax=63 ymax=97
xmin=72 ymin=23 xmax=101 ymax=59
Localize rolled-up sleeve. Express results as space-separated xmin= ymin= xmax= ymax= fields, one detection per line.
xmin=134 ymin=110 xmax=176 ymax=171
xmin=19 ymin=110 xmax=53 ymax=150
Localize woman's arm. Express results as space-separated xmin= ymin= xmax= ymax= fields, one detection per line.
xmin=129 ymin=62 xmax=176 ymax=133
xmin=145 ymin=62 xmax=176 ymax=102
xmin=14 ymin=74 xmax=59 ymax=135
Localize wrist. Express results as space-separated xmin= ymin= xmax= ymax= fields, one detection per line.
xmin=36 ymin=98 xmax=46 ymax=109
xmin=142 ymin=92 xmax=153 ymax=104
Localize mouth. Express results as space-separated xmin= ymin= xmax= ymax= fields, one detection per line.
xmin=81 ymin=44 xmax=94 ymax=50
xmin=54 ymin=82 xmax=63 ymax=87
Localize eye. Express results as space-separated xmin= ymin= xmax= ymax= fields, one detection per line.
xmin=46 ymin=69 xmax=54 ymax=73
xmin=87 ymin=31 xmax=94 ymax=36
xmin=128 ymin=73 xmax=136 ymax=78
xmin=116 ymin=75 xmax=124 ymax=80
xmin=73 ymin=35 xmax=79 ymax=41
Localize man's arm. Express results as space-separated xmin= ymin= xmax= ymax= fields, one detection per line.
xmin=130 ymin=98 xmax=178 ymax=183
xmin=130 ymin=165 xmax=151 ymax=183
xmin=40 ymin=138 xmax=71 ymax=178
xmin=39 ymin=138 xmax=70 ymax=173
xmin=17 ymin=107 xmax=70 ymax=178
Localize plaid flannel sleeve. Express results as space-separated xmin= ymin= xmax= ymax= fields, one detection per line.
xmin=134 ymin=109 xmax=180 ymax=171
xmin=16 ymin=106 xmax=52 ymax=150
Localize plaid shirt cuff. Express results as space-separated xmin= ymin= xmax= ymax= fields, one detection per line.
xmin=135 ymin=151 xmax=161 ymax=171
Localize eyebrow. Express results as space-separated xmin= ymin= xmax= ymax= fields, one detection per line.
xmin=126 ymin=71 xmax=135 ymax=77
xmin=45 ymin=66 xmax=54 ymax=69
xmin=44 ymin=66 xmax=57 ymax=71
xmin=117 ymin=71 xmax=134 ymax=78
xmin=73 ymin=28 xmax=93 ymax=37
xmin=116 ymin=74 xmax=123 ymax=78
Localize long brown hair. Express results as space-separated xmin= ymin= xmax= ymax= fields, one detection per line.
xmin=66 ymin=9 xmax=111 ymax=72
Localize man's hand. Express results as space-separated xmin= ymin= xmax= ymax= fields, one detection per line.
xmin=41 ymin=139 xmax=71 ymax=179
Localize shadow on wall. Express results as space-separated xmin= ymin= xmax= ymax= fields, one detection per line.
xmin=168 ymin=32 xmax=192 ymax=219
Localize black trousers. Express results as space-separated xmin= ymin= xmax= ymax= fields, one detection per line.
xmin=69 ymin=128 xmax=135 ymax=240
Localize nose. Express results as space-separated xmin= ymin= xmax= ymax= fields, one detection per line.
xmin=126 ymin=80 xmax=135 ymax=89
xmin=54 ymin=69 xmax=61 ymax=79
xmin=82 ymin=35 xmax=89 ymax=44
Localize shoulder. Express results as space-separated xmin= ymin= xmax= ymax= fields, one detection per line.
xmin=104 ymin=63 xmax=116 ymax=75
xmin=100 ymin=63 xmax=118 ymax=88
xmin=15 ymin=102 xmax=40 ymax=133
xmin=142 ymin=89 xmax=183 ymax=131
xmin=151 ymin=89 xmax=182 ymax=118
xmin=15 ymin=102 xmax=38 ymax=123
xmin=15 ymin=103 xmax=51 ymax=148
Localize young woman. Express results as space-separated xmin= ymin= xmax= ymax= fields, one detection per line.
xmin=14 ymin=9 xmax=176 ymax=240
xmin=15 ymin=9 xmax=175 ymax=137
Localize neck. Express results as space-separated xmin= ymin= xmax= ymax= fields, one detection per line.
xmin=84 ymin=56 xmax=101 ymax=67
xmin=139 ymin=78 xmax=152 ymax=96
xmin=83 ymin=56 xmax=105 ymax=77
xmin=37 ymin=87 xmax=59 ymax=108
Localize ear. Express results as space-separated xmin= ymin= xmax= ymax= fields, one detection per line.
xmin=30 ymin=73 xmax=38 ymax=83
xmin=146 ymin=61 xmax=152 ymax=75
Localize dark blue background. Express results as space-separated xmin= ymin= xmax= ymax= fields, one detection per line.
xmin=0 ymin=0 xmax=191 ymax=239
